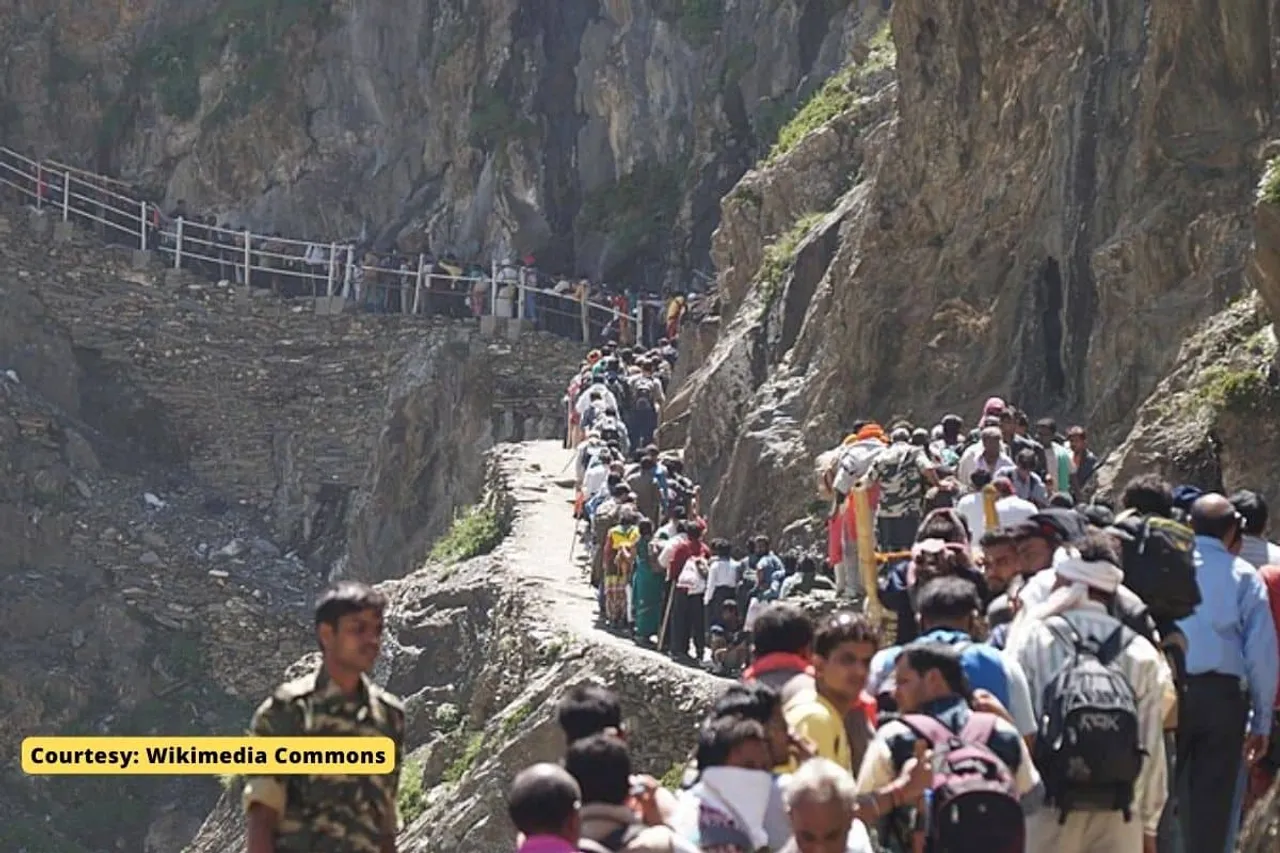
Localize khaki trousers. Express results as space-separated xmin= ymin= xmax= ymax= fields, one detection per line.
xmin=1027 ymin=809 xmax=1144 ymax=853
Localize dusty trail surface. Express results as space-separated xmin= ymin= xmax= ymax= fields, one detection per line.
xmin=500 ymin=440 xmax=706 ymax=672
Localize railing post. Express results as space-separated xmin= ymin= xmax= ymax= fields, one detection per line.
xmin=61 ymin=171 xmax=71 ymax=221
xmin=243 ymin=229 xmax=252 ymax=287
xmin=489 ymin=259 xmax=498 ymax=317
xmin=326 ymin=241 xmax=337 ymax=297
xmin=174 ymin=216 xmax=184 ymax=269
xmin=139 ymin=201 xmax=148 ymax=252
xmin=34 ymin=162 xmax=42 ymax=209
xmin=516 ymin=270 xmax=526 ymax=322
xmin=413 ymin=254 xmax=424 ymax=315
xmin=635 ymin=298 xmax=644 ymax=345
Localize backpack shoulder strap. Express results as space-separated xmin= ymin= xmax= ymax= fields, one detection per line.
xmin=957 ymin=711 xmax=999 ymax=746
xmin=1094 ymin=623 xmax=1136 ymax=667
xmin=899 ymin=713 xmax=956 ymax=748
xmin=1044 ymin=614 xmax=1082 ymax=651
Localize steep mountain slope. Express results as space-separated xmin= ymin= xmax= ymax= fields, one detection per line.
xmin=0 ymin=207 xmax=583 ymax=853
xmin=2 ymin=0 xmax=884 ymax=286
xmin=185 ymin=443 xmax=724 ymax=853
xmin=668 ymin=0 xmax=1279 ymax=537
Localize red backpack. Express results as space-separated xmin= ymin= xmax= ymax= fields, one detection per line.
xmin=900 ymin=713 xmax=1025 ymax=853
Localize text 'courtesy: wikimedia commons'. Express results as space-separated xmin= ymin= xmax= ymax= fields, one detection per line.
xmin=21 ymin=737 xmax=397 ymax=775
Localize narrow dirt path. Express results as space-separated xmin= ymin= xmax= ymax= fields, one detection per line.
xmin=499 ymin=439 xmax=713 ymax=672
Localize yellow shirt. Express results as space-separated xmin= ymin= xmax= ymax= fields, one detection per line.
xmin=784 ymin=689 xmax=852 ymax=773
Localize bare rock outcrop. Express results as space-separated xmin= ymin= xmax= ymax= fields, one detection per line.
xmin=1098 ymin=163 xmax=1280 ymax=508
xmin=671 ymin=0 xmax=1277 ymax=540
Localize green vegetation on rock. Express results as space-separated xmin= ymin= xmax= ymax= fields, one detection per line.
xmin=501 ymin=701 xmax=533 ymax=737
xmin=1199 ymin=365 xmax=1279 ymax=413
xmin=430 ymin=502 xmax=508 ymax=564
xmin=443 ymin=731 xmax=487 ymax=784
xmin=398 ymin=757 xmax=428 ymax=824
xmin=758 ymin=212 xmax=826 ymax=307
xmin=767 ymin=18 xmax=895 ymax=162
xmin=1259 ymin=156 xmax=1280 ymax=206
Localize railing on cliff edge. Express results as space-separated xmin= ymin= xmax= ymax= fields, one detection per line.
xmin=0 ymin=146 xmax=672 ymax=347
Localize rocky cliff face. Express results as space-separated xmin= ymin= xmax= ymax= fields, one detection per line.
xmin=0 ymin=205 xmax=583 ymax=852
xmin=669 ymin=0 xmax=1279 ymax=538
xmin=2 ymin=0 xmax=880 ymax=287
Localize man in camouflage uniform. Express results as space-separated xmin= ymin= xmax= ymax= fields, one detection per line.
xmin=244 ymin=581 xmax=406 ymax=853
xmin=867 ymin=425 xmax=939 ymax=550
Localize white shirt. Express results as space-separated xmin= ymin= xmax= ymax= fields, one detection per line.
xmin=658 ymin=534 xmax=687 ymax=571
xmin=576 ymin=385 xmax=618 ymax=417
xmin=956 ymin=444 xmax=1014 ymax=493
xmin=957 ymin=493 xmax=1036 ymax=545
xmin=1004 ymin=600 xmax=1171 ymax=833
xmin=832 ymin=440 xmax=884 ymax=494
xmin=582 ymin=461 xmax=609 ymax=499
xmin=677 ymin=557 xmax=707 ymax=595
xmin=956 ymin=492 xmax=988 ymax=546
xmin=1239 ymin=535 xmax=1280 ymax=570
xmin=996 ymin=494 xmax=1037 ymax=528
xmin=704 ymin=556 xmax=739 ymax=603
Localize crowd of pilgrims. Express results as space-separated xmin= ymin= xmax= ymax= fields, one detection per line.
xmin=548 ymin=347 xmax=1280 ymax=853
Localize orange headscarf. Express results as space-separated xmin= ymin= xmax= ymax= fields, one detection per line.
xmin=853 ymin=422 xmax=889 ymax=444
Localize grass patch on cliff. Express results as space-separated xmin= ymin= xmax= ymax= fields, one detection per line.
xmin=430 ymin=502 xmax=508 ymax=564
xmin=443 ymin=731 xmax=487 ymax=784
xmin=398 ymin=757 xmax=428 ymax=824
xmin=501 ymin=701 xmax=533 ymax=738
xmin=1199 ymin=365 xmax=1280 ymax=414
xmin=767 ymin=19 xmax=894 ymax=162
xmin=1259 ymin=156 xmax=1280 ymax=206
xmin=757 ymin=212 xmax=826 ymax=310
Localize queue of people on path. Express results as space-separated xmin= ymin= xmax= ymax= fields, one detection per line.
xmin=558 ymin=380 xmax=1280 ymax=852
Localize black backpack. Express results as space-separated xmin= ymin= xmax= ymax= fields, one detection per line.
xmin=900 ymin=713 xmax=1026 ymax=853
xmin=1109 ymin=512 xmax=1200 ymax=622
xmin=1033 ymin=616 xmax=1144 ymax=822
xmin=631 ymin=377 xmax=656 ymax=410
xmin=577 ymin=823 xmax=645 ymax=853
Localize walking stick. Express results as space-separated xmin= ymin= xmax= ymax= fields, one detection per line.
xmin=656 ymin=580 xmax=678 ymax=652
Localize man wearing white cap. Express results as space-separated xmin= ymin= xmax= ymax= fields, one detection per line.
xmin=1005 ymin=531 xmax=1171 ymax=853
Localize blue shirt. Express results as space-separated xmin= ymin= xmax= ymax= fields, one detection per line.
xmin=1176 ymin=536 xmax=1280 ymax=735
xmin=870 ymin=628 xmax=1012 ymax=708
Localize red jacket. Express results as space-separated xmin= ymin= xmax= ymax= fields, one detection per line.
xmin=1261 ymin=564 xmax=1280 ymax=707
xmin=667 ymin=538 xmax=709 ymax=583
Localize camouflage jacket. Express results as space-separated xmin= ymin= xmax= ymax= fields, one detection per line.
xmin=868 ymin=442 xmax=932 ymax=518
xmin=242 ymin=667 xmax=406 ymax=853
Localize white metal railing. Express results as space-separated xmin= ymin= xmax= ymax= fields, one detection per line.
xmin=0 ymin=145 xmax=677 ymax=346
